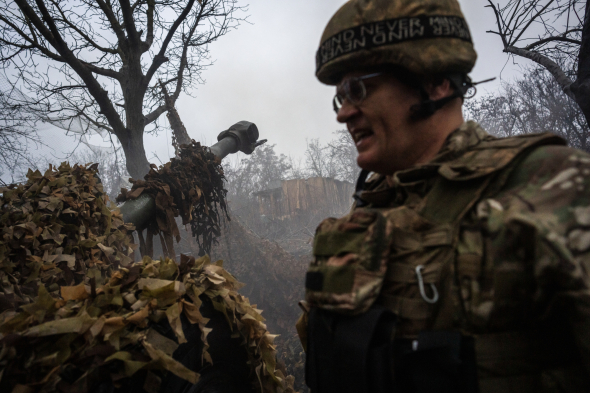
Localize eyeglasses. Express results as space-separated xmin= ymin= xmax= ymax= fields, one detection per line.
xmin=333 ymin=72 xmax=382 ymax=114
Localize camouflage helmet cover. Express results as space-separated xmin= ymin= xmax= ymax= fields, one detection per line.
xmin=316 ymin=0 xmax=478 ymax=85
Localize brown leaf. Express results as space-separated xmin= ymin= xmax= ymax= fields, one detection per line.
xmin=126 ymin=187 xmax=145 ymax=199
xmin=146 ymin=328 xmax=179 ymax=356
xmin=11 ymin=385 xmax=35 ymax=393
xmin=126 ymin=304 xmax=150 ymax=327
xmin=60 ymin=283 xmax=88 ymax=301
xmin=142 ymin=340 xmax=198 ymax=384
xmin=165 ymin=302 xmax=186 ymax=344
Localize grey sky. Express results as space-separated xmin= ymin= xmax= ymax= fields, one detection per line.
xmin=157 ymin=0 xmax=518 ymax=161
xmin=29 ymin=1 xmax=526 ymax=171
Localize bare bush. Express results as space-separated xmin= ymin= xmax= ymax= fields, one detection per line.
xmin=485 ymin=0 xmax=590 ymax=126
xmin=0 ymin=77 xmax=41 ymax=183
xmin=465 ymin=63 xmax=589 ymax=150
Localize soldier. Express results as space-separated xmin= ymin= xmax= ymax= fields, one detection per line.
xmin=299 ymin=1 xmax=590 ymax=392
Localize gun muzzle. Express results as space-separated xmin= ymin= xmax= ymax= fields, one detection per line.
xmin=119 ymin=121 xmax=265 ymax=228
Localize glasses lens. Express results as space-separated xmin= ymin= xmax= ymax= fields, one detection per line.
xmin=333 ymin=94 xmax=343 ymax=113
xmin=347 ymin=78 xmax=366 ymax=104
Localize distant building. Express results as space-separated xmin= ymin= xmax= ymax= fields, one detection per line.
xmin=253 ymin=177 xmax=355 ymax=220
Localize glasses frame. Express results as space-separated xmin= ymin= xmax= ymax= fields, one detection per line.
xmin=333 ymin=72 xmax=383 ymax=114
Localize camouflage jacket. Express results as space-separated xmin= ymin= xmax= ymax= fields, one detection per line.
xmin=304 ymin=121 xmax=590 ymax=392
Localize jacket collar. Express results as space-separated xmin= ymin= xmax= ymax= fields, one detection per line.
xmin=358 ymin=121 xmax=492 ymax=206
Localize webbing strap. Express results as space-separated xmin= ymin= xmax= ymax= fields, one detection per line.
xmin=379 ymin=293 xmax=432 ymax=319
xmin=456 ymin=254 xmax=481 ymax=279
xmin=385 ymin=263 xmax=439 ymax=283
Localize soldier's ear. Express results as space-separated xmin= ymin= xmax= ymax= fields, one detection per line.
xmin=423 ymin=78 xmax=453 ymax=101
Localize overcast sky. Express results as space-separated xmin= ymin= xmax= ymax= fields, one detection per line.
xmin=32 ymin=0 xmax=528 ymax=171
xmin=160 ymin=0 xmax=520 ymax=161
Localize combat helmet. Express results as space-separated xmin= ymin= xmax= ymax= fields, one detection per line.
xmin=316 ymin=0 xmax=477 ymax=87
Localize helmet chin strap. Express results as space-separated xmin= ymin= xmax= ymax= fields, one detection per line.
xmin=409 ymin=74 xmax=472 ymax=120
xmin=409 ymin=75 xmax=495 ymax=121
xmin=409 ymin=90 xmax=464 ymax=120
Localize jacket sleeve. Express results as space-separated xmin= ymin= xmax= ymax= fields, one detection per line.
xmin=478 ymin=145 xmax=590 ymax=374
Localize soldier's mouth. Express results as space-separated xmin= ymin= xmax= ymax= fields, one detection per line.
xmin=352 ymin=129 xmax=374 ymax=146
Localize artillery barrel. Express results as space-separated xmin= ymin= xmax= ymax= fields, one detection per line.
xmin=119 ymin=121 xmax=266 ymax=228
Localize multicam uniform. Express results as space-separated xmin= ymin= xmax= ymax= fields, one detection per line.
xmin=305 ymin=0 xmax=590 ymax=392
xmin=302 ymin=121 xmax=590 ymax=392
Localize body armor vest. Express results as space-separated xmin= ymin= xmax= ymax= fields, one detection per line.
xmin=303 ymin=129 xmax=587 ymax=393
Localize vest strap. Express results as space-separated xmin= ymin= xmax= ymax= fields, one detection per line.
xmin=385 ymin=262 xmax=440 ymax=284
xmin=456 ymin=254 xmax=482 ymax=279
xmin=379 ymin=293 xmax=432 ymax=320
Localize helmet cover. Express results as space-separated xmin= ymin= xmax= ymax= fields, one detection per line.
xmin=316 ymin=0 xmax=478 ymax=85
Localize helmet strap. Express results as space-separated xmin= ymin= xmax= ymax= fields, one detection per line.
xmin=409 ymin=74 xmax=472 ymax=120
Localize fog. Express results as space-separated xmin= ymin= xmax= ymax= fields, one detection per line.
xmin=18 ymin=0 xmax=524 ymax=170
xmin=154 ymin=0 xmax=520 ymax=160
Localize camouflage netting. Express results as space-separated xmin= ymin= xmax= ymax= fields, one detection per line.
xmin=0 ymin=255 xmax=294 ymax=393
xmin=116 ymin=141 xmax=228 ymax=257
xmin=0 ymin=162 xmax=296 ymax=393
xmin=211 ymin=217 xmax=308 ymax=391
xmin=0 ymin=163 xmax=136 ymax=312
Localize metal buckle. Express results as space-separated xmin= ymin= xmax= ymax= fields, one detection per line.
xmin=415 ymin=265 xmax=439 ymax=304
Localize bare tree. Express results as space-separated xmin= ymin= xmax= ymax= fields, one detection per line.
xmin=0 ymin=0 xmax=245 ymax=180
xmin=327 ymin=129 xmax=360 ymax=184
xmin=224 ymin=144 xmax=292 ymax=202
xmin=0 ymin=77 xmax=42 ymax=183
xmin=304 ymin=131 xmax=359 ymax=183
xmin=465 ymin=63 xmax=590 ymax=150
xmin=305 ymin=138 xmax=338 ymax=179
xmin=485 ymin=0 xmax=590 ymax=126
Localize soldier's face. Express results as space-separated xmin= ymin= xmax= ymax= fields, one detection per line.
xmin=336 ymin=72 xmax=429 ymax=175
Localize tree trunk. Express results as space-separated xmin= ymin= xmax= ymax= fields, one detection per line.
xmin=160 ymin=81 xmax=191 ymax=155
xmin=571 ymin=1 xmax=590 ymax=130
xmin=119 ymin=129 xmax=151 ymax=180
xmin=119 ymin=49 xmax=152 ymax=180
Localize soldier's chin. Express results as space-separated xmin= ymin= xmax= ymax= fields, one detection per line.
xmin=356 ymin=154 xmax=380 ymax=174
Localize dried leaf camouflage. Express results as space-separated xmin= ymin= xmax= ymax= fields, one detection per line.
xmin=0 ymin=161 xmax=295 ymax=393
xmin=116 ymin=141 xmax=229 ymax=257
xmin=0 ymin=163 xmax=136 ymax=312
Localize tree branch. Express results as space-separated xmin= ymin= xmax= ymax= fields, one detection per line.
xmin=144 ymin=0 xmax=197 ymax=85
xmin=172 ymin=4 xmax=205 ymax=101
xmin=95 ymin=0 xmax=127 ymax=45
xmin=570 ymin=0 xmax=590 ymax=113
xmin=14 ymin=0 xmax=126 ymax=136
xmin=79 ymin=61 xmax=121 ymax=79
xmin=505 ymin=46 xmax=574 ymax=98
xmin=119 ymin=0 xmax=140 ymax=45
xmin=52 ymin=2 xmax=119 ymax=55
xmin=486 ymin=1 xmax=509 ymax=47
xmin=0 ymin=14 xmax=64 ymax=62
xmin=525 ymin=36 xmax=582 ymax=49
xmin=143 ymin=103 xmax=167 ymax=126
xmin=142 ymin=0 xmax=155 ymax=51
xmin=511 ymin=0 xmax=556 ymax=45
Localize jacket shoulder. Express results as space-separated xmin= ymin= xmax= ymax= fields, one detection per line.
xmin=438 ymin=132 xmax=566 ymax=181
xmin=503 ymin=144 xmax=590 ymax=192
